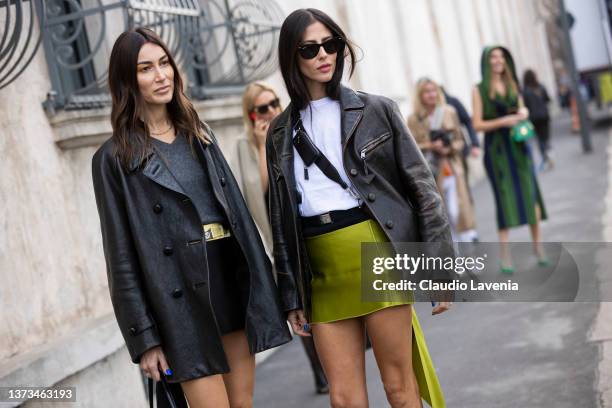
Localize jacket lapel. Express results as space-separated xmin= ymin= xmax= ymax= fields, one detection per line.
xmin=140 ymin=150 xmax=187 ymax=197
xmin=339 ymin=85 xmax=365 ymax=146
xmin=195 ymin=139 xmax=229 ymax=212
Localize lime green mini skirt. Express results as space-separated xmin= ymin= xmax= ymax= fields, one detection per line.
xmin=305 ymin=219 xmax=445 ymax=407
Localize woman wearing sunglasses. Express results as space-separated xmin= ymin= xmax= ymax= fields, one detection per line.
xmin=229 ymin=82 xmax=329 ymax=394
xmin=267 ymin=8 xmax=452 ymax=408
xmin=92 ymin=28 xmax=291 ymax=408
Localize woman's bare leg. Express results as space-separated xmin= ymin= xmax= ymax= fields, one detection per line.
xmin=498 ymin=228 xmax=512 ymax=269
xmin=530 ymin=204 xmax=545 ymax=258
xmin=221 ymin=330 xmax=255 ymax=408
xmin=311 ymin=318 xmax=368 ymax=408
xmin=180 ymin=330 xmax=254 ymax=408
xmin=181 ymin=374 xmax=230 ymax=408
xmin=365 ymin=305 xmax=422 ymax=408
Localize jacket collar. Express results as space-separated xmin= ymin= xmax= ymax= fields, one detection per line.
xmin=271 ymin=85 xmax=365 ymax=154
xmin=127 ymin=136 xmax=219 ymax=200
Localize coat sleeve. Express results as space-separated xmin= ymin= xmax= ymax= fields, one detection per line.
xmin=447 ymin=108 xmax=465 ymax=156
xmin=451 ymin=97 xmax=480 ymax=148
xmin=406 ymin=115 xmax=431 ymax=151
xmin=92 ymin=149 xmax=161 ymax=363
xmin=387 ymin=100 xmax=454 ymax=244
xmin=265 ymin=133 xmax=302 ymax=312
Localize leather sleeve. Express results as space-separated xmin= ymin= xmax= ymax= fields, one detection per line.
xmin=265 ymin=135 xmax=302 ymax=312
xmin=387 ymin=100 xmax=454 ymax=244
xmin=92 ymin=149 xmax=161 ymax=363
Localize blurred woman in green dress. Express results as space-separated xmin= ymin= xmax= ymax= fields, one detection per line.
xmin=471 ymin=46 xmax=548 ymax=273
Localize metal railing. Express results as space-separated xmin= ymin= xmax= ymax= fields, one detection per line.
xmin=0 ymin=0 xmax=44 ymax=90
xmin=0 ymin=0 xmax=284 ymax=113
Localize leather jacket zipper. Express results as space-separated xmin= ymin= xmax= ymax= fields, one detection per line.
xmin=359 ymin=133 xmax=391 ymax=175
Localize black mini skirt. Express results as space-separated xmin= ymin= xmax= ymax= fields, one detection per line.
xmin=206 ymin=235 xmax=248 ymax=335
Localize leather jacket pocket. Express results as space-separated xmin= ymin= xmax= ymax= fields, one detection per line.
xmin=359 ymin=132 xmax=391 ymax=175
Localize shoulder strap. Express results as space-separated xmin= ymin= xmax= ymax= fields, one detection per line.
xmin=148 ymin=378 xmax=154 ymax=408
xmin=294 ymin=119 xmax=348 ymax=190
xmin=292 ymin=117 xmax=360 ymax=201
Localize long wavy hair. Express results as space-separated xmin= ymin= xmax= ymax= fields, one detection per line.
xmin=108 ymin=27 xmax=209 ymax=170
xmin=484 ymin=46 xmax=518 ymax=100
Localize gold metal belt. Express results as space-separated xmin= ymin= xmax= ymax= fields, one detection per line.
xmin=202 ymin=222 xmax=231 ymax=241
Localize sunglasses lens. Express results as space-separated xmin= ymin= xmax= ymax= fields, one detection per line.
xmin=254 ymin=99 xmax=280 ymax=115
xmin=323 ymin=38 xmax=342 ymax=54
xmin=255 ymin=105 xmax=269 ymax=115
xmin=299 ymin=44 xmax=320 ymax=59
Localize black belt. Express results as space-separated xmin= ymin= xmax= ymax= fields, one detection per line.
xmin=300 ymin=207 xmax=370 ymax=237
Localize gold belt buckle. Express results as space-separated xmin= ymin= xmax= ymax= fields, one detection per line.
xmin=203 ymin=223 xmax=231 ymax=241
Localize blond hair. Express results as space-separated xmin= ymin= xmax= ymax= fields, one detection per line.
xmin=241 ymin=82 xmax=282 ymax=146
xmin=412 ymin=77 xmax=447 ymax=118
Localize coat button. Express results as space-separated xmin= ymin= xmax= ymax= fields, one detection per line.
xmin=172 ymin=289 xmax=183 ymax=298
xmin=220 ymin=177 xmax=226 ymax=186
xmin=368 ymin=193 xmax=376 ymax=202
xmin=163 ymin=246 xmax=173 ymax=256
xmin=153 ymin=203 xmax=163 ymax=214
xmin=129 ymin=327 xmax=137 ymax=336
xmin=385 ymin=220 xmax=394 ymax=229
xmin=350 ymin=168 xmax=358 ymax=176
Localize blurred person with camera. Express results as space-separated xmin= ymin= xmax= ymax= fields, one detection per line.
xmin=408 ymin=78 xmax=477 ymax=242
xmin=229 ymin=81 xmax=329 ymax=394
xmin=472 ymin=46 xmax=548 ymax=273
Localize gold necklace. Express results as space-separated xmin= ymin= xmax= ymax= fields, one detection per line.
xmin=149 ymin=122 xmax=173 ymax=136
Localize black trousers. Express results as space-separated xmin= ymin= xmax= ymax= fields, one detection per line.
xmin=532 ymin=118 xmax=551 ymax=161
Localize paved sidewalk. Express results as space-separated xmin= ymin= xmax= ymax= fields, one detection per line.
xmin=253 ymin=113 xmax=612 ymax=407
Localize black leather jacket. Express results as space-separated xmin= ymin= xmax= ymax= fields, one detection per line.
xmin=92 ymin=131 xmax=291 ymax=383
xmin=266 ymin=86 xmax=453 ymax=317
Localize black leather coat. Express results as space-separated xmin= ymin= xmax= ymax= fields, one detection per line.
xmin=266 ymin=86 xmax=453 ymax=317
xmin=92 ymin=131 xmax=291 ymax=383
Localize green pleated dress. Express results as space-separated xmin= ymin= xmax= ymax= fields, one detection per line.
xmin=305 ymin=219 xmax=445 ymax=407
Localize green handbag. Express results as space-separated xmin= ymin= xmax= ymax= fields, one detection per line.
xmin=510 ymin=120 xmax=535 ymax=142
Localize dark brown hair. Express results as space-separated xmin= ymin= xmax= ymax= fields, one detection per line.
xmin=523 ymin=69 xmax=539 ymax=89
xmin=108 ymin=27 xmax=209 ymax=169
xmin=278 ymin=8 xmax=357 ymax=111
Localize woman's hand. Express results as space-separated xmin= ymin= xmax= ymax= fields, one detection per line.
xmin=140 ymin=346 xmax=172 ymax=382
xmin=502 ymin=114 xmax=523 ymax=128
xmin=431 ymin=139 xmax=451 ymax=156
xmin=253 ymin=119 xmax=271 ymax=149
xmin=517 ymin=107 xmax=529 ymax=121
xmin=432 ymin=301 xmax=452 ymax=315
xmin=287 ymin=309 xmax=311 ymax=337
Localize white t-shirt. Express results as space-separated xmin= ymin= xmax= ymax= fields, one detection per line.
xmin=293 ymin=97 xmax=360 ymax=217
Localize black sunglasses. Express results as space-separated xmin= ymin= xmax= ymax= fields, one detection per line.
xmin=252 ymin=98 xmax=280 ymax=115
xmin=297 ymin=37 xmax=345 ymax=60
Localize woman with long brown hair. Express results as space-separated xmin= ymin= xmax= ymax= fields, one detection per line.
xmin=92 ymin=28 xmax=291 ymax=408
xmin=472 ymin=46 xmax=548 ymax=273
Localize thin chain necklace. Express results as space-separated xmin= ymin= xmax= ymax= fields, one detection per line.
xmin=149 ymin=121 xmax=173 ymax=136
